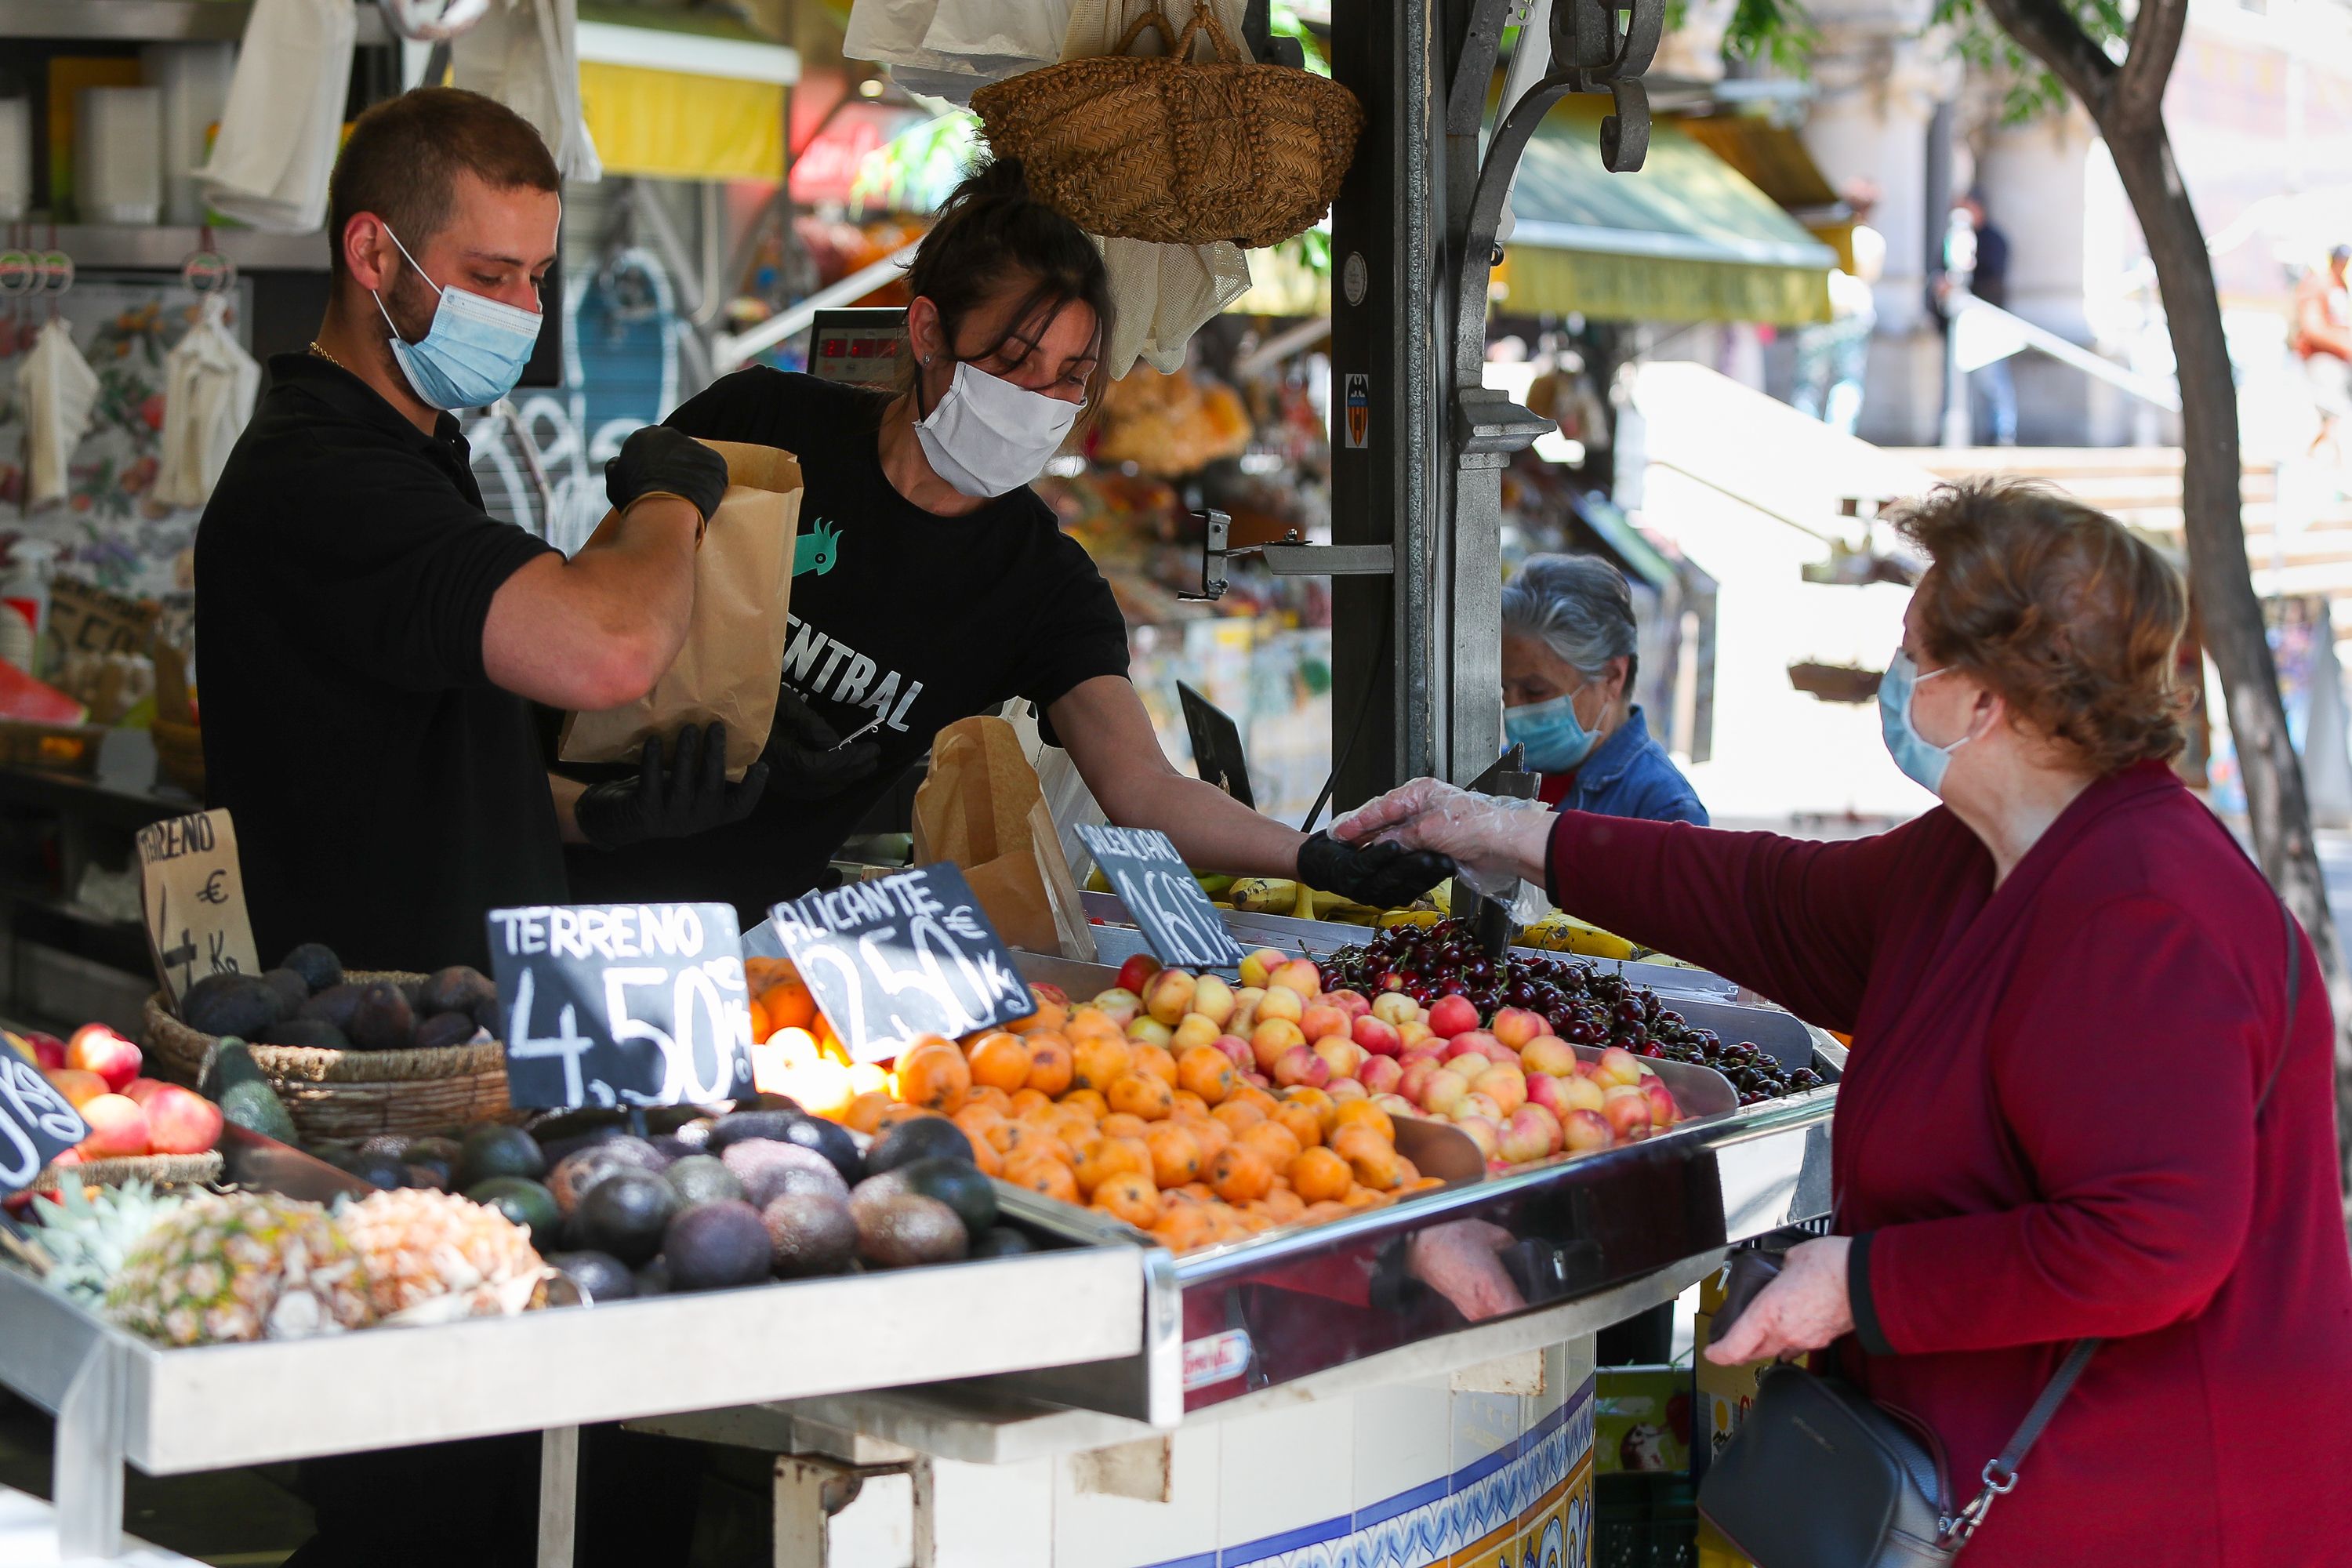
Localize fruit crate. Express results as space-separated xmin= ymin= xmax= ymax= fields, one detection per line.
xmin=945 ymin=952 xmax=1836 ymax=1421
xmin=1596 ymin=1473 xmax=1700 ymax=1568
xmin=0 ymin=1125 xmax=1174 ymax=1561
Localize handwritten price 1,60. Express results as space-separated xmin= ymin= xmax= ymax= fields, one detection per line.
xmin=0 ymin=1056 xmax=85 ymax=1191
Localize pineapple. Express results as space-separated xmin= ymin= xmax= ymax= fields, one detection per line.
xmin=33 ymin=1181 xmax=187 ymax=1309
xmin=106 ymin=1192 xmax=375 ymax=1347
xmin=337 ymin=1189 xmax=544 ymax=1321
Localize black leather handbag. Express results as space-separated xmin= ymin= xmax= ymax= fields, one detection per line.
xmin=1698 ymin=898 xmax=2303 ymax=1566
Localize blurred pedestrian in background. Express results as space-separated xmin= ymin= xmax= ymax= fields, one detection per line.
xmin=1792 ymin=180 xmax=1883 ymax=435
xmin=1938 ymin=191 xmax=2017 ymax=446
xmin=2293 ymin=243 xmax=2352 ymax=462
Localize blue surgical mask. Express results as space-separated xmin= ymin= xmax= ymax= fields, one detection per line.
xmin=1879 ymin=648 xmax=1972 ymax=793
xmin=1504 ymin=688 xmax=1599 ymax=773
xmin=372 ymin=227 xmax=542 ymax=412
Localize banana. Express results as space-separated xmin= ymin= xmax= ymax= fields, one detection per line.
xmin=1085 ymin=866 xmax=1112 ymax=894
xmin=1321 ymin=902 xmax=1384 ymax=927
xmin=1380 ymin=908 xmax=1443 ymax=930
xmin=1229 ymin=877 xmax=1301 ymax=914
xmin=1195 ymin=873 xmax=1235 ymax=897
xmin=1290 ymin=880 xmax=1318 ymax=920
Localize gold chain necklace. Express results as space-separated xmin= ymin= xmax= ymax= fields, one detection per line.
xmin=307 ymin=339 xmax=347 ymax=371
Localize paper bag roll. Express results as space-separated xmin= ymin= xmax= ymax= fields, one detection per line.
xmin=913 ymin=716 xmax=1097 ymax=961
xmin=558 ymin=440 xmax=800 ymax=779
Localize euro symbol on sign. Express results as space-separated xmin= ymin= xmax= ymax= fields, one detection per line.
xmin=196 ymin=870 xmax=228 ymax=905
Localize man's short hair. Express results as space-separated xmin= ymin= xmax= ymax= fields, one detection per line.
xmin=326 ymin=87 xmax=560 ymax=278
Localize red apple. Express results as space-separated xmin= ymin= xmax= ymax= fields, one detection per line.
xmin=143 ymin=1084 xmax=223 ymax=1156
xmin=1300 ymin=1004 xmax=1350 ymax=1044
xmin=43 ymin=1067 xmax=108 ymax=1109
xmin=1359 ymin=1055 xmax=1403 ymax=1096
xmin=1519 ymin=1035 xmax=1577 ymax=1077
xmin=1273 ymin=1044 xmax=1331 ymax=1090
xmin=1561 ymin=1109 xmax=1613 ymax=1153
xmin=1427 ymin=994 xmax=1480 ymax=1039
xmin=1115 ymin=953 xmax=1163 ymax=995
xmin=1352 ymin=1014 xmax=1403 ymax=1058
xmin=1490 ymin=1007 xmax=1544 ymax=1050
xmin=74 ymin=1094 xmax=149 ymax=1158
xmin=119 ymin=1077 xmax=171 ymax=1107
xmin=1324 ymin=988 xmax=1371 ymax=1022
xmin=21 ymin=1032 xmax=66 ymax=1070
xmin=67 ymin=1026 xmax=141 ymax=1092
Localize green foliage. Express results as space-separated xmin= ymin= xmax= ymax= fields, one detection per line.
xmin=1270 ymin=0 xmax=1331 ymax=76
xmin=1721 ymin=0 xmax=1820 ymax=73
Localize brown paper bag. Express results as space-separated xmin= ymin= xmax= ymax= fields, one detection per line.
xmin=913 ymin=716 xmax=1098 ymax=961
xmin=558 ymin=440 xmax=802 ymax=779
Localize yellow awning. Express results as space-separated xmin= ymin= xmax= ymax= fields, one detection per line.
xmin=574 ymin=6 xmax=798 ymax=183
xmin=1494 ymin=96 xmax=1834 ymax=326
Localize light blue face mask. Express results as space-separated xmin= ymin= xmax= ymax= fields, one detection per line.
xmin=1504 ymin=687 xmax=1599 ymax=773
xmin=1879 ymin=647 xmax=1972 ymax=793
xmin=372 ymin=227 xmax=543 ymax=412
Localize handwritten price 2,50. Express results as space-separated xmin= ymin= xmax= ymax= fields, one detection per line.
xmin=798 ymin=912 xmax=1027 ymax=1052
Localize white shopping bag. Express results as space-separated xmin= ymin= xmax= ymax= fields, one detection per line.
xmin=197 ymin=0 xmax=355 ymax=233
xmin=154 ymin=295 xmax=262 ymax=511
xmin=451 ymin=0 xmax=601 ymax=183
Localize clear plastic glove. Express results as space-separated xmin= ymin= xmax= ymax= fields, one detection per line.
xmin=1406 ymin=1219 xmax=1526 ymax=1323
xmin=1333 ymin=780 xmax=1555 ymax=897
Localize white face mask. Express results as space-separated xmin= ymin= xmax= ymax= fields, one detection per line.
xmin=913 ymin=361 xmax=1082 ymax=499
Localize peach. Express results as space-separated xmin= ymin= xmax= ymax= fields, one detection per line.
xmin=1192 ymin=974 xmax=1237 ymax=1027
xmin=1239 ymin=948 xmax=1287 ymax=989
xmin=1091 ymin=987 xmax=1144 ymax=1029
xmin=1397 ymin=1021 xmax=1436 ymax=1051
xmin=1114 ymin=953 xmax=1163 ymax=995
xmin=1561 ymin=1073 xmax=1607 ymax=1113
xmin=1562 ymin=1109 xmax=1613 ymax=1153
xmin=1427 ymin=994 xmax=1480 ymax=1038
xmin=1445 ymin=1031 xmax=1500 ymax=1063
xmin=1456 ymin=1091 xmax=1504 ymax=1124
xmin=1359 ymin=1055 xmax=1403 ymax=1096
xmin=1398 ymin=1058 xmax=1441 ymax=1105
xmin=1595 ymin=1047 xmax=1646 ymax=1088
xmin=1490 ymin=1007 xmax=1544 ymax=1050
xmin=1370 ymin=991 xmax=1420 ymax=1028
xmin=1250 ymin=1018 xmax=1307 ymax=1072
xmin=1213 ymin=1034 xmax=1255 ymax=1073
xmin=1273 ymin=1044 xmax=1331 ymax=1090
xmin=119 ymin=1076 xmax=172 ymax=1107
xmin=1371 ymin=1092 xmax=1419 ymax=1119
xmin=1254 ymin=985 xmax=1305 ymax=1025
xmin=1125 ymin=1015 xmax=1175 ymax=1049
xmin=143 ymin=1083 xmax=223 ymax=1156
xmin=1421 ymin=1067 xmax=1471 ymax=1116
xmin=1300 ymin=1004 xmax=1350 ymax=1044
xmin=44 ymin=1067 xmax=108 ymax=1109
xmin=1602 ymin=1085 xmax=1652 ymax=1136
xmin=1644 ymin=1080 xmax=1679 ymax=1127
xmin=67 ymin=1026 xmax=141 ymax=1092
xmin=1519 ymin=1035 xmax=1578 ymax=1077
xmin=75 ymin=1093 xmax=149 ymax=1158
xmin=1324 ymin=988 xmax=1370 ymax=1021
xmin=1498 ymin=1107 xmax=1557 ymax=1164
xmin=1269 ymin=959 xmax=1323 ymax=998
xmin=1454 ymin=1114 xmax=1502 ymax=1161
xmin=1145 ymin=969 xmax=1198 ymax=1025
xmin=1171 ymin=1012 xmax=1222 ymax=1053
xmin=1352 ymin=1014 xmax=1403 ymax=1058
xmin=1472 ymin=1065 xmax=1527 ymax=1116
xmin=1327 ymin=1076 xmax=1367 ymax=1103
xmin=1313 ymin=1038 xmax=1365 ymax=1081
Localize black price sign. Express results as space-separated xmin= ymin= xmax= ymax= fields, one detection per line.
xmin=1077 ymin=824 xmax=1246 ymax=971
xmin=769 ymin=863 xmax=1035 ymax=1062
xmin=1178 ymin=682 xmax=1254 ymax=808
xmin=485 ymin=903 xmax=756 ymax=1110
xmin=0 ymin=1054 xmax=87 ymax=1193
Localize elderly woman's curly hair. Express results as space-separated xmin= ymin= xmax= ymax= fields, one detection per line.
xmin=1895 ymin=477 xmax=2189 ymax=774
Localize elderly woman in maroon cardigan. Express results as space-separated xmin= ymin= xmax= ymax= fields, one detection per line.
xmin=1339 ymin=479 xmax=2352 ymax=1563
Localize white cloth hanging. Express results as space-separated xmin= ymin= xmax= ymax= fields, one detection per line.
xmin=450 ymin=0 xmax=600 ymax=183
xmin=1062 ymin=0 xmax=1254 ymax=379
xmin=153 ymin=295 xmax=263 ymax=512
xmin=196 ymin=0 xmax=356 ymax=233
xmin=15 ymin=319 xmax=100 ymax=509
xmin=845 ymin=0 xmax=1073 ymax=107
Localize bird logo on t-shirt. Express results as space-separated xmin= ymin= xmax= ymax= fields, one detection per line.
xmin=793 ymin=517 xmax=841 ymax=579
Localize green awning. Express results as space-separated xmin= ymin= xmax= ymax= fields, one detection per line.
xmin=1494 ymin=96 xmax=1835 ymax=327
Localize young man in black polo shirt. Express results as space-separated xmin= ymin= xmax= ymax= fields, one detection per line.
xmin=197 ymin=89 xmax=758 ymax=974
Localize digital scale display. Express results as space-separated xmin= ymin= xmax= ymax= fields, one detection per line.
xmin=808 ymin=307 xmax=909 ymax=387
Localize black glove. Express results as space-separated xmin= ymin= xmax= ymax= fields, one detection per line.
xmin=1296 ymin=830 xmax=1457 ymax=909
xmin=606 ymin=425 xmax=728 ymax=523
xmin=573 ymin=723 xmax=768 ymax=851
xmin=760 ymin=688 xmax=886 ymax=803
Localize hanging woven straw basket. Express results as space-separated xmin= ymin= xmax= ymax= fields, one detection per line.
xmin=971 ymin=2 xmax=1363 ymax=250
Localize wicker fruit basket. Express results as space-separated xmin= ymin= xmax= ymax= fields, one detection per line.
xmin=143 ymin=971 xmax=524 ymax=1142
xmin=29 ymin=1151 xmax=225 ymax=1192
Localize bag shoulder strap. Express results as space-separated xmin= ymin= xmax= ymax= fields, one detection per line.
xmin=1947 ymin=895 xmax=2304 ymax=1548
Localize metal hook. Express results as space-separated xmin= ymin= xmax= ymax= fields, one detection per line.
xmin=180 ymin=223 xmax=235 ymax=298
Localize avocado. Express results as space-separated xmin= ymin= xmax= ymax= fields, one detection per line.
xmin=199 ymin=1039 xmax=270 ymax=1099
xmin=466 ymin=1175 xmax=561 ymax=1244
xmin=279 ymin=943 xmax=344 ymax=995
xmin=349 ymin=1152 xmax=409 ymax=1189
xmin=572 ymin=1169 xmax=680 ymax=1265
xmin=853 ymin=1192 xmax=967 ymax=1269
xmin=547 ymin=1140 xmax=665 ymax=1215
xmin=472 ymin=996 xmax=504 ymax=1037
xmin=183 ymin=974 xmax=287 ymax=1040
xmin=456 ymin=1124 xmax=547 ymax=1188
xmin=866 ymin=1117 xmax=974 ymax=1178
xmin=664 ymin=1200 xmax=772 ymax=1291
xmin=260 ymin=967 xmax=310 ymax=1014
xmin=721 ymin=1139 xmax=848 ymax=1207
xmin=413 ymin=1011 xmax=481 ymax=1052
xmin=405 ymin=1163 xmax=450 ymax=1191
xmin=257 ymin=1018 xmax=351 ymax=1052
xmin=419 ymin=966 xmax=497 ymax=1018
xmin=347 ymin=983 xmax=416 ymax=1052
xmin=359 ymin=1134 xmax=410 ymax=1160
xmin=967 ymin=1227 xmax=1035 ymax=1260
xmin=298 ymin=984 xmax=367 ymax=1033
xmin=668 ymin=1118 xmax=716 ymax=1153
xmin=705 ymin=1109 xmax=808 ymax=1154
xmin=634 ymin=1256 xmax=672 ymax=1296
xmin=546 ymin=1249 xmax=635 ymax=1304
xmin=407 ymin=1134 xmax=464 ymax=1171
xmin=664 ymin=1154 xmax=747 ymax=1208
xmin=775 ymin=1116 xmax=865 ymax=1188
xmin=761 ymin=1192 xmax=858 ymax=1277
xmin=216 ymin=1077 xmax=296 ymax=1144
xmin=897 ymin=1157 xmax=996 ymax=1236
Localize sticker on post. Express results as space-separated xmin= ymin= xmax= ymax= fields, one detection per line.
xmin=1077 ymin=824 xmax=1246 ymax=972
xmin=768 ymin=863 xmax=1036 ymax=1062
xmin=1344 ymin=372 xmax=1370 ymax=448
xmin=0 ymin=1053 xmax=87 ymax=1194
xmin=486 ymin=903 xmax=756 ymax=1110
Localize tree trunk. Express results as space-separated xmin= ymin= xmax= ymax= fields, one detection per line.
xmin=2104 ymin=122 xmax=2352 ymax=1209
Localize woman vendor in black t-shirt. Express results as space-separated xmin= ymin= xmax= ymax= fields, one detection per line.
xmin=561 ymin=161 xmax=1449 ymax=921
